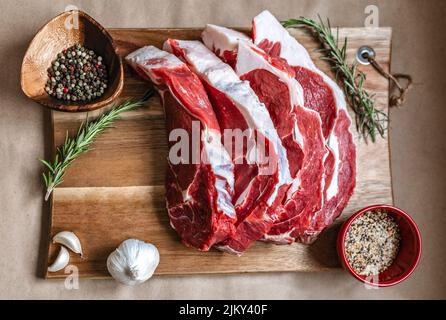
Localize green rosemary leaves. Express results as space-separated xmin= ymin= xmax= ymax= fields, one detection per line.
xmin=41 ymin=89 xmax=154 ymax=200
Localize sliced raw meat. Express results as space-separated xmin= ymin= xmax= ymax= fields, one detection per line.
xmin=201 ymin=25 xmax=326 ymax=243
xmin=164 ymin=39 xmax=293 ymax=254
xmin=237 ymin=42 xmax=326 ymax=243
xmin=202 ymin=24 xmax=250 ymax=68
xmin=126 ymin=46 xmax=236 ymax=251
xmin=253 ymin=10 xmax=356 ymax=242
xmin=252 ymin=10 xmax=341 ymax=138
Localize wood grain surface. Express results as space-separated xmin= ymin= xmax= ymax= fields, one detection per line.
xmin=46 ymin=27 xmax=392 ymax=278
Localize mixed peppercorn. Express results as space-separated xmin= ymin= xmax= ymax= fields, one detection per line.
xmin=45 ymin=43 xmax=108 ymax=102
xmin=344 ymin=209 xmax=401 ymax=276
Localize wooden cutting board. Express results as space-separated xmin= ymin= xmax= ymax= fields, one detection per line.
xmin=46 ymin=27 xmax=393 ymax=278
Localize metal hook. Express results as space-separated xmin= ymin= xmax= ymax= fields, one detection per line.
xmin=356 ymin=46 xmax=375 ymax=65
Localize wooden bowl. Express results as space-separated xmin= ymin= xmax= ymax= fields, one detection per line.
xmin=20 ymin=10 xmax=124 ymax=112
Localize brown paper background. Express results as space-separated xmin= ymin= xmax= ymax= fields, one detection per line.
xmin=1 ymin=0 xmax=445 ymax=299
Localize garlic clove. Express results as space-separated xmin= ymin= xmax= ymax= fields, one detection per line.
xmin=48 ymin=246 xmax=70 ymax=272
xmin=107 ymin=239 xmax=160 ymax=285
xmin=52 ymin=231 xmax=83 ymax=256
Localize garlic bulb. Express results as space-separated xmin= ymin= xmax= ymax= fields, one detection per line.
xmin=48 ymin=246 xmax=70 ymax=272
xmin=107 ymin=239 xmax=159 ymax=285
xmin=53 ymin=231 xmax=83 ymax=256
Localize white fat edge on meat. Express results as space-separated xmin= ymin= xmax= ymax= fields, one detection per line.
xmin=325 ymin=129 xmax=340 ymax=201
xmin=201 ymin=127 xmax=236 ymax=218
xmin=253 ymin=10 xmax=315 ymax=71
xmin=165 ymin=40 xmax=292 ymax=206
xmin=125 ymin=45 xmax=184 ymax=68
xmin=289 ymin=116 xmax=305 ymax=186
xmin=262 ymin=228 xmax=294 ymax=244
xmin=127 ymin=45 xmax=235 ymax=218
xmin=214 ymin=244 xmax=242 ymax=256
xmin=181 ymin=190 xmax=192 ymax=202
xmin=284 ymin=119 xmax=303 ymax=198
xmin=125 ymin=45 xmax=184 ymax=85
xmin=235 ymin=41 xmax=304 ymax=108
xmin=201 ymin=24 xmax=250 ymax=58
xmin=286 ymin=175 xmax=301 ymax=199
xmin=234 ymin=178 xmax=254 ymax=207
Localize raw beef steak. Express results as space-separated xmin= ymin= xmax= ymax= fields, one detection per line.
xmin=201 ymin=25 xmax=326 ymax=243
xmin=126 ymin=46 xmax=236 ymax=250
xmin=164 ymin=39 xmax=293 ymax=254
xmin=253 ymin=10 xmax=356 ymax=242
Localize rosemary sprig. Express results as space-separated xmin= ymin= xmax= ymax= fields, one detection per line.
xmin=41 ymin=89 xmax=154 ymax=201
xmin=282 ymin=17 xmax=388 ymax=142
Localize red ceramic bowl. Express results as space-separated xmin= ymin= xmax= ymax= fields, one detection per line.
xmin=337 ymin=204 xmax=421 ymax=287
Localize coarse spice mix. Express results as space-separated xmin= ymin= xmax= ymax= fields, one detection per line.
xmin=344 ymin=209 xmax=401 ymax=276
